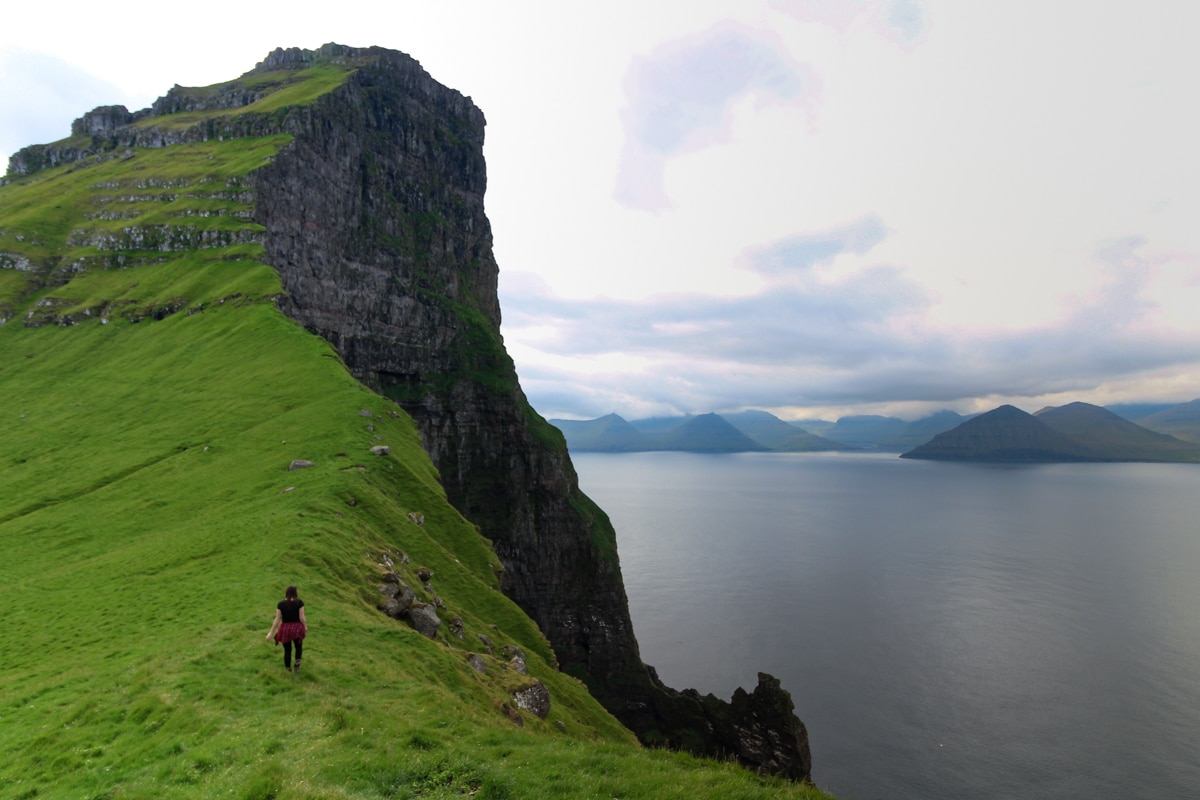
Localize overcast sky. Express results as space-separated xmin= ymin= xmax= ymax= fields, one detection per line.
xmin=3 ymin=1 xmax=1198 ymax=420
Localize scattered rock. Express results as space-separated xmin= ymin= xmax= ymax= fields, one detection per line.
xmin=408 ymin=603 xmax=441 ymax=638
xmin=370 ymin=445 xmax=390 ymax=456
xmin=512 ymin=681 xmax=550 ymax=719
xmin=367 ymin=423 xmax=375 ymax=432
xmin=500 ymin=703 xmax=524 ymax=727
xmin=287 ymin=459 xmax=314 ymax=470
xmin=449 ymin=617 xmax=465 ymax=639
xmin=465 ymin=653 xmax=487 ymax=674
xmin=377 ymin=580 xmax=416 ymax=619
xmin=554 ymin=720 xmax=567 ymax=733
xmin=477 ymin=634 xmax=494 ymax=654
xmin=432 ymin=595 xmax=445 ymax=609
xmin=500 ymin=645 xmax=524 ymax=660
xmin=281 ymin=486 xmax=296 ymax=494
xmin=509 ymin=655 xmax=528 ymax=674
xmin=416 ymin=567 xmax=432 ymax=583
xmin=359 ymin=408 xmax=373 ymax=417
xmin=406 ymin=511 xmax=425 ymax=526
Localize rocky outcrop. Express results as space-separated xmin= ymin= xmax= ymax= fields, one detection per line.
xmin=71 ymin=105 xmax=134 ymax=137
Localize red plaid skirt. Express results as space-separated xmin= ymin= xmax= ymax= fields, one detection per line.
xmin=275 ymin=621 xmax=306 ymax=644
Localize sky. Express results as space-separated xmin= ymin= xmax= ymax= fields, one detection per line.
xmin=2 ymin=1 xmax=1198 ymax=421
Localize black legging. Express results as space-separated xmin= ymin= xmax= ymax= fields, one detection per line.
xmin=283 ymin=639 xmax=303 ymax=668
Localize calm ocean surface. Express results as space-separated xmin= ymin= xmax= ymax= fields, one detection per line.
xmin=572 ymin=452 xmax=1200 ymax=800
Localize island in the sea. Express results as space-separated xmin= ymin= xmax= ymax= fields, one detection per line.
xmin=901 ymin=402 xmax=1200 ymax=463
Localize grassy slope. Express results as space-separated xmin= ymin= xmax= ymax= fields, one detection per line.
xmin=0 ymin=83 xmax=829 ymax=800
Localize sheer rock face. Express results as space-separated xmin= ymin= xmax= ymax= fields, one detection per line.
xmin=243 ymin=45 xmax=812 ymax=780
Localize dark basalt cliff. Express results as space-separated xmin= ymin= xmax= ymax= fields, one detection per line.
xmin=8 ymin=44 xmax=812 ymax=780
xmin=254 ymin=45 xmax=812 ymax=779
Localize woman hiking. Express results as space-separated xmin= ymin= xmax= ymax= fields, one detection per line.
xmin=266 ymin=585 xmax=307 ymax=672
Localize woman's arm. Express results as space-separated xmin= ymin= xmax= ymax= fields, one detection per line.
xmin=299 ymin=607 xmax=307 ymax=628
xmin=265 ymin=609 xmax=281 ymax=640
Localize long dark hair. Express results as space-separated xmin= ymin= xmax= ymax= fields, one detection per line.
xmin=284 ymin=585 xmax=299 ymax=600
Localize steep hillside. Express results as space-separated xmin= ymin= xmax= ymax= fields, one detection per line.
xmin=1035 ymin=402 xmax=1200 ymax=462
xmin=0 ymin=44 xmax=824 ymax=796
xmin=901 ymin=405 xmax=1098 ymax=462
xmin=722 ymin=410 xmax=845 ymax=452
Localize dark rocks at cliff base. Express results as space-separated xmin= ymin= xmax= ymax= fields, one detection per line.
xmin=727 ymin=673 xmax=814 ymax=780
xmin=512 ymin=681 xmax=551 ymax=718
xmin=627 ymin=669 xmax=813 ymax=782
xmin=243 ymin=43 xmax=813 ymax=781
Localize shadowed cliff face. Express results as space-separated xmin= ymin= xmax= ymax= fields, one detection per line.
xmin=246 ymin=45 xmax=811 ymax=780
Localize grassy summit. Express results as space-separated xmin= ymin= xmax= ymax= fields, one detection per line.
xmin=0 ymin=58 xmax=828 ymax=800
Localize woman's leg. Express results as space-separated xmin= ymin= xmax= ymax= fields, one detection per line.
xmin=283 ymin=640 xmax=293 ymax=670
xmin=294 ymin=639 xmax=303 ymax=669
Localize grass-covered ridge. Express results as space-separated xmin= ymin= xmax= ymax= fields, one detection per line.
xmin=0 ymin=90 xmax=829 ymax=798
xmin=135 ymin=64 xmax=355 ymax=131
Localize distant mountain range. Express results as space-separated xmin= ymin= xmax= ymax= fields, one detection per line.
xmin=551 ymin=410 xmax=842 ymax=453
xmin=902 ymin=402 xmax=1200 ymax=463
xmin=791 ymin=411 xmax=973 ymax=452
xmin=551 ymin=398 xmax=1200 ymax=460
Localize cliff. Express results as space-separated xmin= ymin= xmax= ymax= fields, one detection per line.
xmin=2 ymin=44 xmax=812 ymax=778
xmin=248 ymin=44 xmax=812 ymax=778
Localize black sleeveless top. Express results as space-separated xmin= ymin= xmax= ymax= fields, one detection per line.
xmin=278 ymin=598 xmax=304 ymax=623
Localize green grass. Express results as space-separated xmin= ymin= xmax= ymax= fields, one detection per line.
xmin=0 ymin=99 xmax=831 ymax=800
xmin=133 ymin=65 xmax=354 ymax=131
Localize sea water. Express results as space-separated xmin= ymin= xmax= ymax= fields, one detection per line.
xmin=573 ymin=451 xmax=1200 ymax=800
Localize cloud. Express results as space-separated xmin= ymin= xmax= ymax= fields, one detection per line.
xmin=502 ymin=230 xmax=1200 ymax=419
xmin=772 ymin=0 xmax=926 ymax=44
xmin=749 ymin=215 xmax=887 ymax=273
xmin=615 ymin=23 xmax=819 ymax=209
xmin=0 ymin=49 xmax=133 ymax=167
